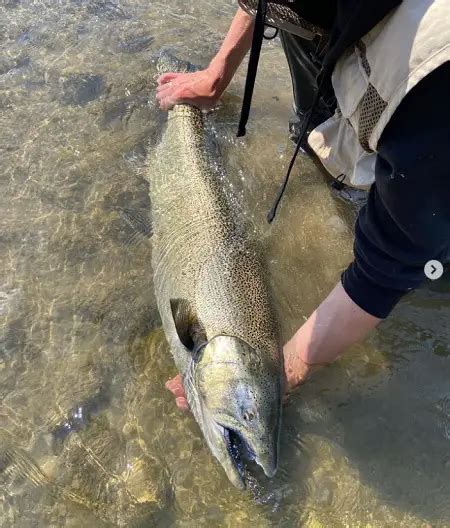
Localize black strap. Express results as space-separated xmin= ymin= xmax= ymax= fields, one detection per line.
xmin=266 ymin=62 xmax=335 ymax=224
xmin=237 ymin=0 xmax=268 ymax=137
xmin=331 ymin=173 xmax=346 ymax=190
xmin=267 ymin=85 xmax=321 ymax=223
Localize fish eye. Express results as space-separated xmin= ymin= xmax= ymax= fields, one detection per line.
xmin=243 ymin=410 xmax=255 ymax=422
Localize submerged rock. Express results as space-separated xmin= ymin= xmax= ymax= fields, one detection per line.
xmin=118 ymin=34 xmax=154 ymax=54
xmin=85 ymin=1 xmax=129 ymax=20
xmin=3 ymin=0 xmax=20 ymax=8
xmin=59 ymin=73 xmax=105 ymax=106
xmin=0 ymin=56 xmax=30 ymax=76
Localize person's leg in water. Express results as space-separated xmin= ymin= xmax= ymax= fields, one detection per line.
xmin=280 ymin=30 xmax=368 ymax=207
xmin=280 ymin=31 xmax=335 ymax=146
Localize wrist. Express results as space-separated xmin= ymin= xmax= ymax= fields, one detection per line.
xmin=283 ymin=281 xmax=381 ymax=392
xmin=284 ymin=337 xmax=322 ymax=392
xmin=207 ymin=55 xmax=235 ymax=95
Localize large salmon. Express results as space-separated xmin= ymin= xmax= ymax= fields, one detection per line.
xmin=148 ymin=52 xmax=283 ymax=489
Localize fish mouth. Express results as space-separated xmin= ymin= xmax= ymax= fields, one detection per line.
xmin=221 ymin=426 xmax=256 ymax=487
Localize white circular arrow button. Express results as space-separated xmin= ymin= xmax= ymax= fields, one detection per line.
xmin=424 ymin=260 xmax=444 ymax=280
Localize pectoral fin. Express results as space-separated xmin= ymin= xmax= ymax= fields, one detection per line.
xmin=170 ymin=298 xmax=207 ymax=353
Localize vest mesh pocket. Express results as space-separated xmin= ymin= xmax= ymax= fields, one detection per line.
xmin=357 ymin=84 xmax=388 ymax=152
xmin=238 ymin=0 xmax=324 ymax=36
xmin=355 ymin=41 xmax=388 ymax=152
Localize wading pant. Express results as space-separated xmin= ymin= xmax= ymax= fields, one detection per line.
xmin=279 ymin=30 xmax=335 ymax=130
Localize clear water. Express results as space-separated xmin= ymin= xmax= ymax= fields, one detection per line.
xmin=0 ymin=1 xmax=449 ymax=527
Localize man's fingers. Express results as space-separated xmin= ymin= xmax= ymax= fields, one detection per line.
xmin=165 ymin=375 xmax=182 ymax=388
xmin=175 ymin=397 xmax=189 ymax=412
xmin=165 ymin=380 xmax=185 ymax=398
xmin=165 ymin=375 xmax=186 ymax=397
xmin=159 ymin=96 xmax=175 ymax=111
xmin=158 ymin=72 xmax=179 ymax=86
xmin=155 ymin=84 xmax=183 ymax=110
xmin=165 ymin=375 xmax=190 ymax=411
xmin=157 ymin=95 xmax=195 ymax=111
xmin=155 ymin=90 xmax=175 ymax=110
xmin=156 ymin=87 xmax=206 ymax=111
xmin=156 ymin=81 xmax=175 ymax=95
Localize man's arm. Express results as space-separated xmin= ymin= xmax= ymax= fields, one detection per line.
xmin=283 ymin=282 xmax=381 ymax=390
xmin=156 ymin=8 xmax=254 ymax=110
xmin=286 ymin=63 xmax=450 ymax=390
xmin=341 ymin=62 xmax=450 ymax=319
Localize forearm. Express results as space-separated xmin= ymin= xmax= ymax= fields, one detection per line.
xmin=285 ymin=66 xmax=450 ymax=392
xmin=208 ymin=7 xmax=255 ymax=91
xmin=284 ymin=281 xmax=381 ymax=389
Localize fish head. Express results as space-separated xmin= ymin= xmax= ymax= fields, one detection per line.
xmin=187 ymin=335 xmax=282 ymax=489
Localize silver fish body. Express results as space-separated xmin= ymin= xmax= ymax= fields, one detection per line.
xmin=147 ymin=54 xmax=283 ymax=488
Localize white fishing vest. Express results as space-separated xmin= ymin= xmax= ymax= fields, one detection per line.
xmin=308 ymin=0 xmax=450 ymax=188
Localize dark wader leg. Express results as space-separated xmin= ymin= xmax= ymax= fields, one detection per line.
xmin=280 ymin=31 xmax=335 ymax=141
xmin=280 ymin=30 xmax=362 ymax=202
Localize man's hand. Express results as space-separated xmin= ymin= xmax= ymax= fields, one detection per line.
xmin=156 ymin=7 xmax=254 ymax=112
xmin=165 ymin=375 xmax=189 ymax=411
xmin=156 ymin=68 xmax=223 ymax=111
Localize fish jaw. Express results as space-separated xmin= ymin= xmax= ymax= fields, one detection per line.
xmin=187 ymin=391 xmax=245 ymax=489
xmin=204 ymin=410 xmax=280 ymax=488
xmin=215 ymin=424 xmax=246 ymax=489
xmin=214 ymin=410 xmax=281 ymax=481
xmin=183 ymin=361 xmax=245 ymax=488
xmin=255 ymin=446 xmax=278 ymax=478
xmin=194 ymin=406 xmax=280 ymax=488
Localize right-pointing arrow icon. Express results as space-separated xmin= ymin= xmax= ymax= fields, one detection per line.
xmin=424 ymin=260 xmax=444 ymax=280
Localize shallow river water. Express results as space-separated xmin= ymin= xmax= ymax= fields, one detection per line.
xmin=1 ymin=1 xmax=449 ymax=527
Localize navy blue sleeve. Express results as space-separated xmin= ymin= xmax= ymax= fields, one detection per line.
xmin=342 ymin=62 xmax=450 ymax=318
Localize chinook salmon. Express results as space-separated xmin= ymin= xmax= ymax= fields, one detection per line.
xmin=147 ymin=52 xmax=283 ymax=489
